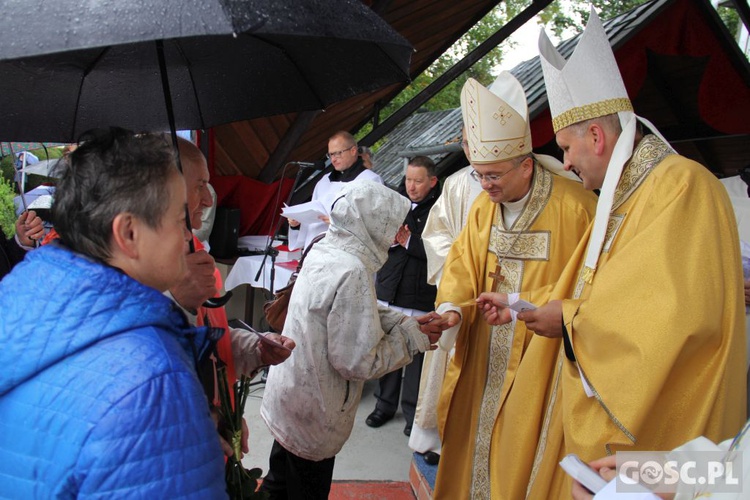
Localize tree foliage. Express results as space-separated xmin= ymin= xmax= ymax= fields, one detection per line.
xmin=361 ymin=0 xmax=745 ymax=143
xmin=717 ymin=5 xmax=740 ymax=37
xmin=0 ymin=177 xmax=16 ymax=238
xmin=377 ymin=1 xmax=527 ymax=120
xmin=366 ymin=0 xmax=654 ymax=137
xmin=540 ymin=0 xmax=742 ymax=38
xmin=538 ymin=0 xmax=649 ymax=38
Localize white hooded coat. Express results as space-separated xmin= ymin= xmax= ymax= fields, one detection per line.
xmin=261 ymin=180 xmax=432 ymax=461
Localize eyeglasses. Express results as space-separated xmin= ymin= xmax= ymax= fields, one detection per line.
xmin=470 ymin=165 xmax=520 ymax=184
xmin=326 ymin=145 xmax=355 ymax=159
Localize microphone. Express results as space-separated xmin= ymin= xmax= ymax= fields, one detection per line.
xmin=289 ymin=160 xmax=325 ymax=169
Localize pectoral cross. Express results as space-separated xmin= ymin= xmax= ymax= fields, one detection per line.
xmin=488 ymin=259 xmax=505 ymax=292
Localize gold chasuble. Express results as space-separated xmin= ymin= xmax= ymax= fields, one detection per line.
xmin=434 ymin=165 xmax=596 ymax=500
xmin=526 ymin=136 xmax=748 ymax=499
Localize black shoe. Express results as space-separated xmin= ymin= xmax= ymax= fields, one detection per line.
xmin=365 ymin=409 xmax=394 ymax=428
xmin=403 ymin=424 xmax=412 ymax=436
xmin=423 ymin=451 xmax=440 ymax=465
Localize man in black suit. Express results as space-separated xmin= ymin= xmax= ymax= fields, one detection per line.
xmin=365 ymin=156 xmax=440 ymax=436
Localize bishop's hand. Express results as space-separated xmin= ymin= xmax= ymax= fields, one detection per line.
xmin=477 ymin=292 xmax=512 ymax=325
xmin=518 ymin=300 xmax=563 ymax=338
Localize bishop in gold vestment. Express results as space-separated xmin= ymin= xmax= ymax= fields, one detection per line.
xmin=518 ymin=9 xmax=748 ymax=497
xmin=524 ymin=136 xmax=747 ymax=499
xmin=434 ymin=163 xmax=596 ymax=499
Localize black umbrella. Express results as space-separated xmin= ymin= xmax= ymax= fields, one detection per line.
xmin=0 ymin=0 xmax=412 ymax=142
xmin=0 ymin=0 xmax=412 ymax=308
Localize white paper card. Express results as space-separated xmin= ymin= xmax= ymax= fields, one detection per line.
xmin=559 ymin=454 xmax=608 ymax=493
xmin=281 ymin=200 xmax=328 ymax=225
xmin=236 ymin=319 xmax=291 ymax=352
xmin=509 ymin=299 xmax=537 ymax=312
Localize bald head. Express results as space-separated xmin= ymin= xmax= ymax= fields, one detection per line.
xmin=177 ymin=137 xmax=211 ymax=228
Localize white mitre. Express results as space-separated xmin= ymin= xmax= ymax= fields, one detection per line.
xmin=462 ymin=72 xmax=580 ymax=181
xmin=538 ymin=7 xmax=633 ymax=133
xmin=538 ymin=6 xmax=666 ymax=282
xmin=460 ymin=73 xmax=531 ymax=164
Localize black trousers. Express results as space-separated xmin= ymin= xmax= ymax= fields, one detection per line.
xmin=260 ymin=440 xmax=336 ymax=500
xmin=374 ymin=352 xmax=424 ymax=426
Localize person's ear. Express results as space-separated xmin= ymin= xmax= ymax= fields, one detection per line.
xmin=111 ymin=212 xmax=139 ymax=259
xmin=521 ymin=156 xmax=535 ymax=177
xmin=589 ymin=123 xmax=606 ymax=156
xmin=429 ymin=175 xmax=438 ymax=188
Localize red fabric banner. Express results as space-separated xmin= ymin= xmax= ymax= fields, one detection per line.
xmin=211 ymin=175 xmax=294 ymax=237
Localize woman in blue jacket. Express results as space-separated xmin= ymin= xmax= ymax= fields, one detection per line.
xmin=0 ymin=128 xmax=226 ymax=498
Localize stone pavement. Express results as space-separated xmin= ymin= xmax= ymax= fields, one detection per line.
xmin=242 ymin=376 xmax=435 ymax=498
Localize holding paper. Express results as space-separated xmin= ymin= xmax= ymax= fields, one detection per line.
xmin=286 ymin=131 xmax=383 ymax=252
xmin=281 ymin=200 xmax=329 ymax=225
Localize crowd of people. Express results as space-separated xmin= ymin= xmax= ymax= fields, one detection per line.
xmin=0 ymin=6 xmax=747 ymax=500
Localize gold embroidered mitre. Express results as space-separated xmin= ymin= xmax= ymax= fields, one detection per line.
xmin=538 ymin=7 xmax=633 ymax=133
xmin=460 ymin=73 xmax=532 ymax=164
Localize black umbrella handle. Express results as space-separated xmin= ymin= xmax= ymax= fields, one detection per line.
xmin=157 ymin=39 xmax=227 ymax=309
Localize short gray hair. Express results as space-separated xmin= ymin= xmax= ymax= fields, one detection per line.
xmin=568 ymin=113 xmax=622 ymax=137
xmin=52 ymin=128 xmax=178 ymax=262
xmin=511 ymin=153 xmax=534 ymax=167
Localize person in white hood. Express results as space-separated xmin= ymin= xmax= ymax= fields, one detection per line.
xmin=260 ymin=179 xmax=451 ymax=499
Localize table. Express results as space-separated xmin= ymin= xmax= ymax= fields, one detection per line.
xmin=224 ymin=255 xmax=297 ymax=330
xmin=225 ymin=255 xmax=296 ymax=293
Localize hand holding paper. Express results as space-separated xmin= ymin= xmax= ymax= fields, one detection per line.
xmin=281 ymin=200 xmax=329 ymax=225
xmin=476 ymin=292 xmax=513 ymax=326
xmin=560 ymin=454 xmax=609 ymax=495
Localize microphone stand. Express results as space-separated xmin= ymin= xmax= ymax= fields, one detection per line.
xmin=254 ymin=162 xmax=310 ymax=294
xmin=250 ymin=162 xmax=314 ymax=387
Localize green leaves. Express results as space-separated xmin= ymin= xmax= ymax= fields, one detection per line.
xmin=0 ymin=177 xmax=16 ymax=239
xmin=217 ymin=368 xmax=268 ymax=500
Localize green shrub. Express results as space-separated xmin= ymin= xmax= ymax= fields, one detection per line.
xmin=0 ymin=177 xmax=17 ymax=238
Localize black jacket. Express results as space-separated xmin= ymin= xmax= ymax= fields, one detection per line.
xmin=0 ymin=228 xmax=25 ymax=280
xmin=376 ymin=183 xmax=440 ymax=312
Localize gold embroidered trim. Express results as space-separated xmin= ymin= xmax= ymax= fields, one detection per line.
xmin=552 ymin=98 xmax=633 ymax=132
xmin=470 ymin=259 xmax=519 ymax=498
xmin=473 ymin=138 xmax=529 ymax=163
xmin=489 ymin=231 xmax=551 ymax=261
xmin=573 ymin=270 xmax=587 ymax=299
xmin=514 ymin=164 xmax=552 ymax=230
xmin=603 ymin=214 xmax=624 ymax=253
xmin=581 ymin=266 xmax=595 ymax=284
xmin=527 ymin=353 xmax=564 ymax=497
xmin=612 ymin=135 xmax=675 ymax=211
xmin=577 ymin=362 xmax=637 ymax=445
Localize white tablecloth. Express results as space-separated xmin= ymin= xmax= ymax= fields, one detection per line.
xmin=224 ymin=255 xmax=295 ymax=293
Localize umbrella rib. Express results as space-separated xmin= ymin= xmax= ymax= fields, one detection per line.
xmin=174 ymin=42 xmax=206 ymax=130
xmin=250 ymin=34 xmax=327 ymax=110
xmin=71 ymin=47 xmax=111 ymax=141
xmin=370 ymin=42 xmax=411 ymax=83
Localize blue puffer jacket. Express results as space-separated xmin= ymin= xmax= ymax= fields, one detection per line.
xmin=0 ymin=244 xmax=227 ymax=499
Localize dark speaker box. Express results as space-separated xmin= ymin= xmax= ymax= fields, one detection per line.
xmin=209 ymin=207 xmax=240 ymax=259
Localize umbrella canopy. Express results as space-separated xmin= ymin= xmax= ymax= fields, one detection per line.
xmin=0 ymin=0 xmax=412 ymax=142
xmin=21 ymin=159 xmax=62 ymax=178
xmin=13 ymin=185 xmax=55 ymax=217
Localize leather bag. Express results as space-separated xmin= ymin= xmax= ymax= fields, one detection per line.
xmin=263 ymin=234 xmax=325 ymax=332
